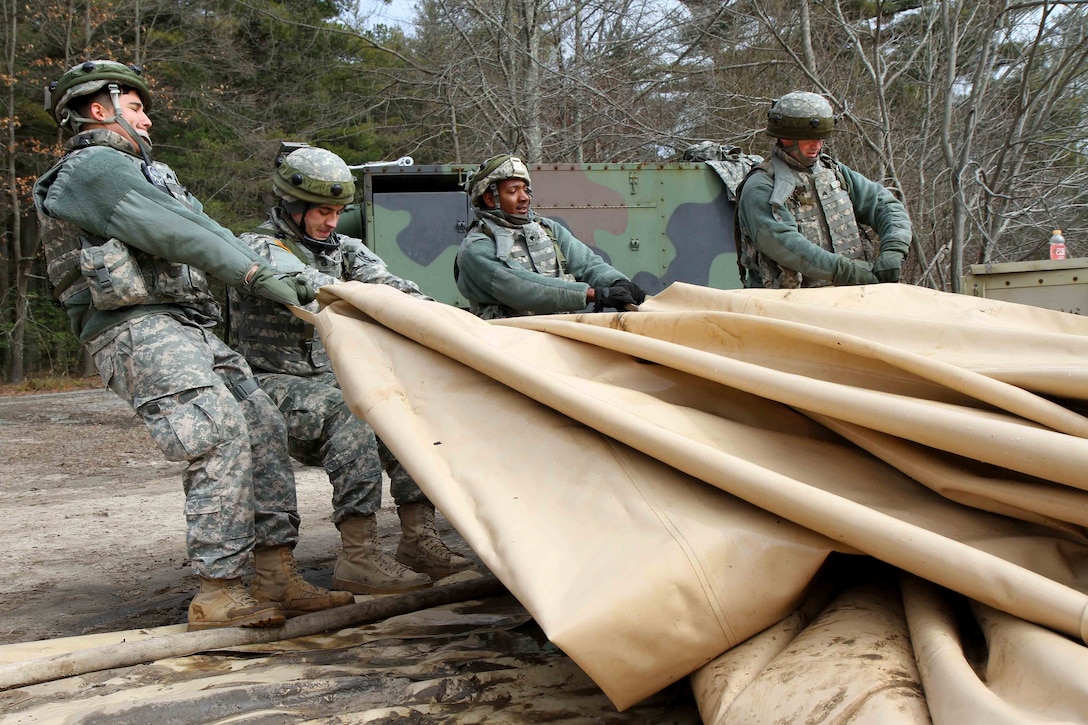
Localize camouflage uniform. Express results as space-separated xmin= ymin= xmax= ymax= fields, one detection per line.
xmin=456 ymin=210 xmax=630 ymax=319
xmin=34 ymin=128 xmax=301 ymax=580
xmin=228 ymin=209 xmax=430 ymax=519
xmin=736 ymin=91 xmax=912 ymax=289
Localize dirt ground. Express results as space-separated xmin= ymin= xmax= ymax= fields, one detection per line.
xmin=0 ymin=386 xmax=465 ymax=646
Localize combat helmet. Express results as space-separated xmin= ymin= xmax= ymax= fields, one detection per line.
xmin=45 ymin=60 xmax=150 ymax=133
xmin=273 ymin=146 xmax=356 ymax=207
xmin=766 ymin=91 xmax=836 ymax=140
xmin=467 ymin=154 xmax=531 ymax=209
xmin=271 ymin=145 xmax=356 ymax=250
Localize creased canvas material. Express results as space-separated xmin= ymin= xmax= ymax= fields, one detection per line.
xmin=303 ymin=282 xmax=1088 ymax=715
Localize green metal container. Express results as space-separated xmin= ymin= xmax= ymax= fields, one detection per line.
xmin=338 ymin=162 xmax=742 ymax=307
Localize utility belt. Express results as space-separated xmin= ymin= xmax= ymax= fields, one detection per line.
xmin=233 ymin=321 xmax=331 ymax=374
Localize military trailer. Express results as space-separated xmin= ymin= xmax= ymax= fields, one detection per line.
xmin=335 ymin=158 xmax=1088 ymax=319
xmin=336 ymin=161 xmax=745 ymax=307
xmin=962 ymin=258 xmax=1088 ymax=316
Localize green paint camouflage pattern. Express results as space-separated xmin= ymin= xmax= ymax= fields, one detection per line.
xmin=337 ymin=162 xmax=752 ymax=307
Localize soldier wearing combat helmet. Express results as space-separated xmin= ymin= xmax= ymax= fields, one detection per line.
xmin=33 ymin=60 xmax=351 ymax=631
xmin=229 ymin=145 xmax=475 ymax=594
xmin=455 ymin=153 xmax=647 ymax=319
xmin=736 ymin=91 xmax=913 ymax=288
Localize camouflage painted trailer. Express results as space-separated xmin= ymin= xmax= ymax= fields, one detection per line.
xmin=336 ymin=162 xmax=743 ymax=307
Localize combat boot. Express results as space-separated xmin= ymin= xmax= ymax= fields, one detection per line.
xmin=250 ymin=545 xmax=355 ymax=617
xmin=333 ymin=514 xmax=432 ymax=594
xmin=187 ymin=576 xmax=286 ymax=631
xmin=396 ymin=501 xmax=475 ymax=578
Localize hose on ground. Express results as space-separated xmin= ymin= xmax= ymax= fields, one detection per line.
xmin=0 ymin=573 xmax=506 ymax=692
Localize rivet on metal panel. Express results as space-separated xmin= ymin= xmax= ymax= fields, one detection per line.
xmin=629 ymin=238 xmax=640 ymax=251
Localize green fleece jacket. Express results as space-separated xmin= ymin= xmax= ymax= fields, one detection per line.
xmin=455 ymin=212 xmax=626 ymax=314
xmin=737 ymin=156 xmax=912 ymax=284
xmin=34 ymin=141 xmax=268 ymax=341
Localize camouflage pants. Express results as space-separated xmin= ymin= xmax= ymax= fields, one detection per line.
xmin=88 ymin=314 xmax=299 ymax=579
xmin=254 ymin=371 xmax=426 ymax=523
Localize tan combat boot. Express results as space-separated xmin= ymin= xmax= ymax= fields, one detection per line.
xmin=333 ymin=514 xmax=432 ymax=594
xmin=250 ymin=545 xmax=355 ymax=617
xmin=187 ymin=576 xmax=286 ymax=631
xmin=395 ymin=501 xmax=475 ymax=578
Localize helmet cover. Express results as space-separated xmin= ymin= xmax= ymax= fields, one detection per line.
xmin=766 ymin=91 xmax=836 ymax=140
xmin=46 ymin=60 xmax=151 ymax=129
xmin=273 ymin=146 xmax=356 ymax=206
xmin=467 ymin=154 xmax=532 ymax=207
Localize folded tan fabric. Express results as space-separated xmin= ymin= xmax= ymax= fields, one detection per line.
xmin=304 ymin=282 xmax=1088 ymax=716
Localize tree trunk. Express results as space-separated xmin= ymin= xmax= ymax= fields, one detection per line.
xmin=5 ymin=0 xmax=23 ymax=382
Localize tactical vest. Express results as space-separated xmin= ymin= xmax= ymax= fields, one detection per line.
xmin=229 ymin=228 xmax=361 ymax=376
xmin=38 ymin=130 xmax=217 ymax=317
xmin=469 ymin=215 xmax=574 ymax=320
xmin=738 ymin=153 xmax=865 ymax=289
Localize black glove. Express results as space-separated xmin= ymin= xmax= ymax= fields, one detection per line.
xmin=593 ymin=284 xmax=639 ymax=312
xmin=831 ymin=257 xmax=879 ymax=286
xmin=610 ymin=278 xmax=646 ymax=305
xmin=246 ymin=265 xmax=314 ymax=307
xmin=871 ymin=251 xmax=904 ymax=284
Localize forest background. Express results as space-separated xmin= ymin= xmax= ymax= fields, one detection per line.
xmin=1 ymin=0 xmax=1086 ymax=381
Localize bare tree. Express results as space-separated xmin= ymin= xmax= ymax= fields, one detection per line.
xmin=391 ymin=0 xmax=691 ymax=163
xmin=675 ymin=0 xmax=1088 ymax=291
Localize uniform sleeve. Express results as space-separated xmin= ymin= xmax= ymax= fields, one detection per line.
xmin=238 ymin=232 xmax=336 ymax=288
xmin=39 ymin=147 xmax=266 ymax=288
xmin=455 ymin=231 xmax=592 ymax=314
xmin=546 ymin=220 xmax=628 ymax=289
xmin=736 ymin=172 xmax=845 ymax=283
xmin=838 ymin=163 xmax=913 ymax=256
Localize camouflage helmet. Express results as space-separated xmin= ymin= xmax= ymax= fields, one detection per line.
xmin=273 ymin=146 xmax=356 ymax=206
xmin=766 ymin=91 xmax=836 ymax=140
xmin=467 ymin=154 xmax=531 ymax=207
xmin=45 ymin=60 xmax=151 ymax=130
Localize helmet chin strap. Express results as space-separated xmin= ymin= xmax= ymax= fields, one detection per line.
xmin=777 ymin=139 xmax=819 ymax=168
xmin=484 ymin=182 xmax=500 ymax=211
xmin=274 ymin=204 xmax=340 ymax=252
xmin=107 ymin=83 xmax=154 ymax=165
xmin=483 ymin=182 xmax=531 ymax=225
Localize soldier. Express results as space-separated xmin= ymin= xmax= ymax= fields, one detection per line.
xmin=736 ymin=91 xmax=913 ymax=288
xmin=455 ymin=154 xmax=647 ymax=319
xmin=228 ymin=145 xmax=474 ymax=594
xmin=33 ymin=61 xmax=354 ymax=630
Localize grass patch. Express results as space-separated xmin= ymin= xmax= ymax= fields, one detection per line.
xmin=0 ymin=375 xmax=103 ymax=396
